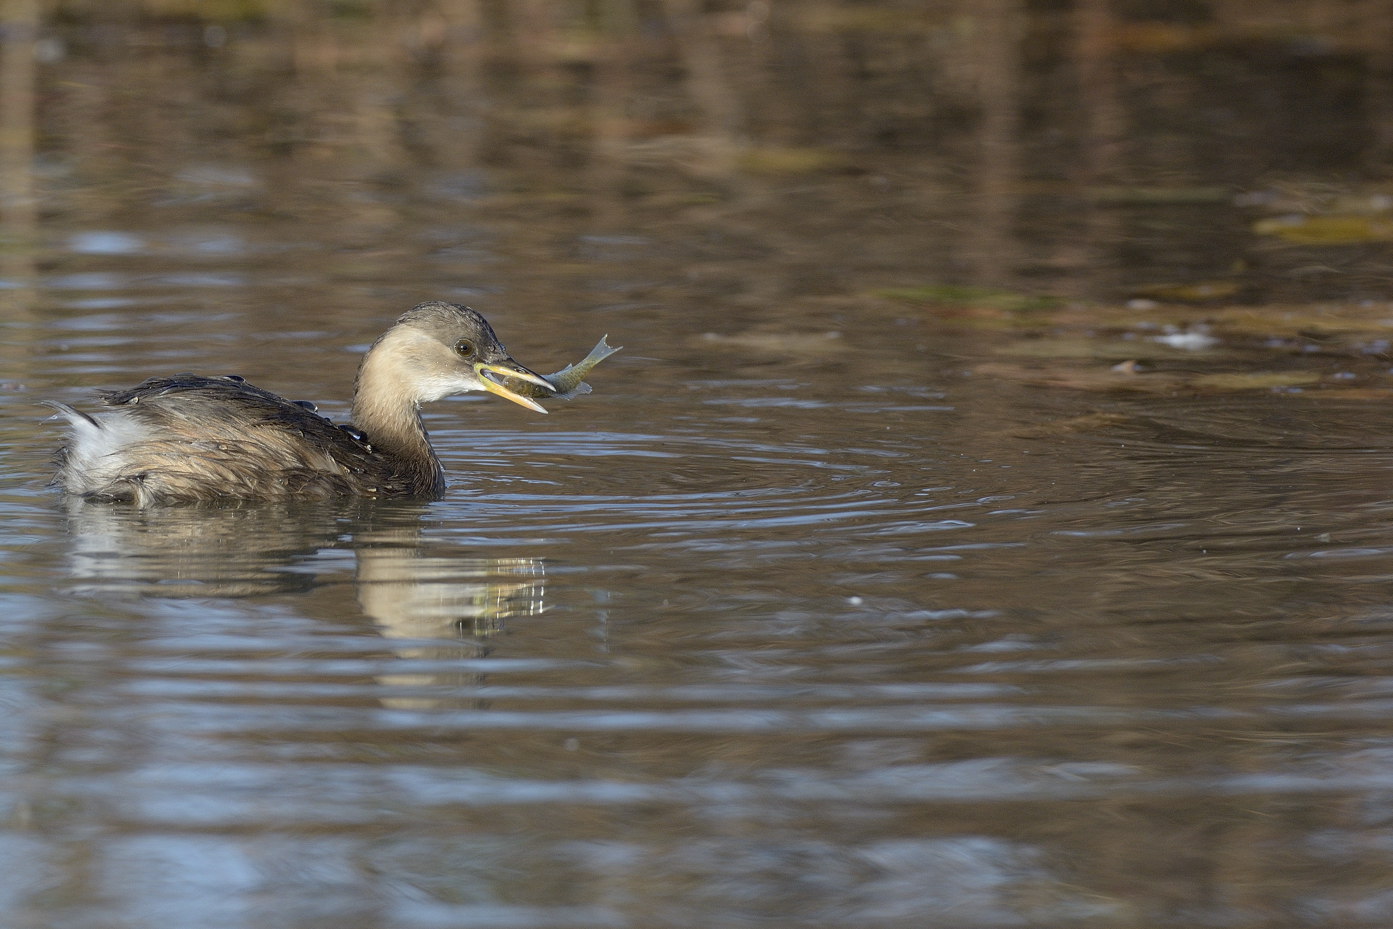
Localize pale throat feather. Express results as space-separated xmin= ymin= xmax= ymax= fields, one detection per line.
xmin=350 ymin=326 xmax=477 ymax=461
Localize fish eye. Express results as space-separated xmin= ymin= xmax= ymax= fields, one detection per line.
xmin=454 ymin=339 xmax=476 ymax=358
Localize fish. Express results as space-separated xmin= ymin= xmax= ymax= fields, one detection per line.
xmin=505 ymin=335 xmax=621 ymax=401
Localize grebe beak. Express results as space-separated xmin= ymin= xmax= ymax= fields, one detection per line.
xmin=473 ymin=361 xmax=555 ymax=414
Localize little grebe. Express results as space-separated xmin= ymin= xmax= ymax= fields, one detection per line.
xmin=51 ymin=301 xmax=561 ymax=505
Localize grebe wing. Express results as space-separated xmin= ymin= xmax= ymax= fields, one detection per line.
xmin=57 ymin=374 xmax=389 ymax=502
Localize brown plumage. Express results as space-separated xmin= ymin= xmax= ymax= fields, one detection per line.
xmin=50 ymin=302 xmax=556 ymax=505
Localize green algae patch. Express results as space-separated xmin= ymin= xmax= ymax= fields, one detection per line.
xmin=876 ymin=285 xmax=1064 ymax=315
xmin=738 ymin=147 xmax=850 ymax=176
xmin=1253 ymin=214 xmax=1393 ymax=244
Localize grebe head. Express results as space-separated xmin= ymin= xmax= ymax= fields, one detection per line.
xmin=356 ymin=301 xmax=555 ymax=414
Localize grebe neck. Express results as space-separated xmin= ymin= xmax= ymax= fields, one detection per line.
xmin=350 ymin=331 xmax=446 ymax=493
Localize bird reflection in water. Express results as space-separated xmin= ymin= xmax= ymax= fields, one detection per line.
xmin=355 ymin=538 xmax=547 ymax=709
xmin=60 ymin=503 xmax=548 ymax=709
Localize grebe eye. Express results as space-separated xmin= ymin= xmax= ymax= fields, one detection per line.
xmin=454 ymin=339 xmax=476 ymax=358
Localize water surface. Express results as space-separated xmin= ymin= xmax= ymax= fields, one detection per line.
xmin=4 ymin=4 xmax=1393 ymax=928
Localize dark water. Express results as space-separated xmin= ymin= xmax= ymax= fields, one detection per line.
xmin=4 ymin=4 xmax=1393 ymax=927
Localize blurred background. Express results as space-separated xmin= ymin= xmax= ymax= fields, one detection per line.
xmin=6 ymin=0 xmax=1393 ymax=330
